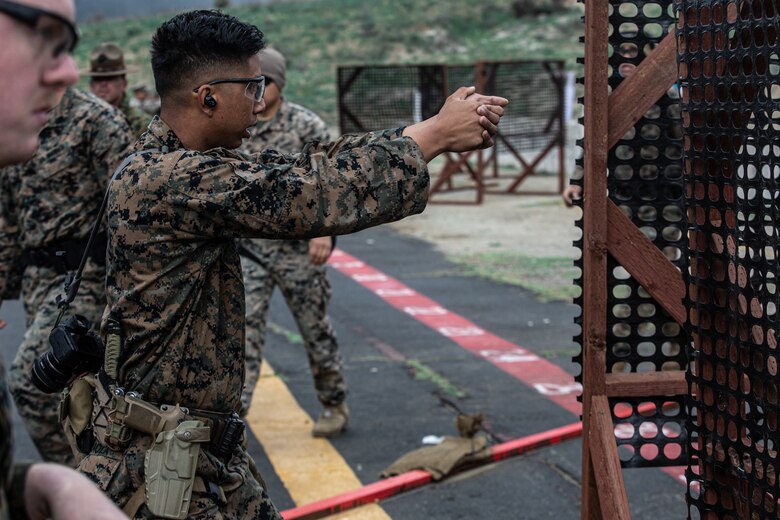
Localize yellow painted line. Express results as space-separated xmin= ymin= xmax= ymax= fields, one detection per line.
xmin=247 ymin=362 xmax=392 ymax=520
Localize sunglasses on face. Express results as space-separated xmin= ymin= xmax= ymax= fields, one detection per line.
xmin=0 ymin=0 xmax=79 ymax=59
xmin=193 ymin=76 xmax=266 ymax=103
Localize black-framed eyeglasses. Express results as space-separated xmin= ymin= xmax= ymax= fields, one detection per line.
xmin=192 ymin=76 xmax=266 ymax=103
xmin=0 ymin=0 xmax=79 ymax=58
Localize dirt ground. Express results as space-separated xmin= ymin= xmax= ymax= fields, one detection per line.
xmin=388 ymin=172 xmax=583 ymax=302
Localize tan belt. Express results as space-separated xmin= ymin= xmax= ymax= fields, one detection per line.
xmin=93 ymin=381 xmax=242 ymax=456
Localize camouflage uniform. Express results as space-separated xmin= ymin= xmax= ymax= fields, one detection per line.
xmin=0 ymin=372 xmax=8 ymax=520
xmin=0 ymin=371 xmax=9 ymax=520
xmin=118 ymin=95 xmax=150 ymax=138
xmin=77 ymin=115 xmax=428 ymax=518
xmin=0 ymin=88 xmax=134 ymax=465
xmin=0 ymin=364 xmax=30 ymax=520
xmin=239 ymin=100 xmax=345 ymax=414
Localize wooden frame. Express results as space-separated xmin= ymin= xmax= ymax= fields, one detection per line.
xmin=432 ymin=60 xmax=568 ymax=203
xmin=336 ymin=61 xmax=566 ymax=205
xmin=580 ymin=5 xmax=686 ymax=518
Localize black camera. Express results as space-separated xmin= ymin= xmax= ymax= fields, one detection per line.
xmin=31 ymin=314 xmax=105 ymax=394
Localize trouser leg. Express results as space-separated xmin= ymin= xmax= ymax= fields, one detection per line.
xmin=276 ymin=255 xmax=346 ymax=407
xmin=240 ymin=254 xmax=275 ymax=416
xmin=9 ymin=269 xmax=105 ymax=466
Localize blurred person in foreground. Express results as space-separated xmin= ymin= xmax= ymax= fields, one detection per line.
xmin=76 ymin=9 xmax=507 ymax=519
xmin=2 ymin=85 xmax=134 ymax=465
xmin=0 ymin=0 xmax=129 ymax=519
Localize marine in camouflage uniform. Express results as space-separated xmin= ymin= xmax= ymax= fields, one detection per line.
xmin=86 ymin=42 xmax=150 ymax=138
xmin=0 ymin=87 xmax=134 ymax=466
xmin=76 ymin=113 xmax=429 ymax=518
xmin=239 ymin=97 xmax=348 ymax=424
xmin=118 ymin=95 xmax=150 ymax=138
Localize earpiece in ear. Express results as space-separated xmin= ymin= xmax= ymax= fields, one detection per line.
xmin=204 ymin=95 xmax=217 ymax=108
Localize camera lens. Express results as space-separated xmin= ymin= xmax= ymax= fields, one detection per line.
xmin=29 ymin=314 xmax=105 ymax=394
xmin=31 ymin=352 xmax=72 ymax=394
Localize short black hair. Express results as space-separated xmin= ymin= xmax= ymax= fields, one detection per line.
xmin=151 ymin=10 xmax=265 ymax=97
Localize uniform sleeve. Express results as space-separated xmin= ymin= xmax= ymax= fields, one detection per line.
xmin=88 ymin=107 xmax=136 ymax=185
xmin=168 ymin=128 xmax=429 ymax=240
xmin=0 ymin=167 xmax=23 ymax=300
xmin=299 ymin=112 xmax=331 ymax=145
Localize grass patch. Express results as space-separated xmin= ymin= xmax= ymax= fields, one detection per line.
xmin=405 ymin=359 xmax=467 ymax=399
xmin=75 ymin=1 xmax=584 ymax=127
xmin=453 ymin=252 xmax=580 ymax=302
xmin=268 ymin=321 xmax=303 ymax=344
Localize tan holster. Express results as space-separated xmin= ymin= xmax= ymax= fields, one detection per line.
xmin=92 ymin=381 xmax=192 ymax=451
xmin=144 ymin=420 xmax=210 ymax=519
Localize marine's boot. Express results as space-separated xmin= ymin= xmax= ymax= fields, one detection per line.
xmin=312 ymin=403 xmax=349 ymax=438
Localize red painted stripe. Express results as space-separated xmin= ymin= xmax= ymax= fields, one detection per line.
xmin=282 ymin=470 xmax=432 ymax=520
xmin=490 ymin=421 xmax=583 ymax=462
xmin=328 ymin=249 xmax=583 ymax=415
xmin=282 ymin=421 xmax=584 ymax=520
xmin=329 ymin=249 xmax=686 ymax=486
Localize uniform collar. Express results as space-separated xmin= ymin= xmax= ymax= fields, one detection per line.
xmin=140 ymin=116 xmax=185 ymax=152
xmin=46 ymin=87 xmax=79 ymax=129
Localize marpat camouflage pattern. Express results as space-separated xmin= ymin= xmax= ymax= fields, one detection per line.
xmin=239 ymin=100 xmax=345 ymax=414
xmin=77 ymin=115 xmax=429 ymax=518
xmin=0 ymin=87 xmax=134 ymax=465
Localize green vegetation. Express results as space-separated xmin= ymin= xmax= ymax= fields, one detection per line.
xmin=76 ymin=0 xmax=584 ymax=126
xmin=405 ymin=359 xmax=467 ymax=399
xmin=268 ymin=321 xmax=303 ymax=344
xmin=453 ymin=253 xmax=581 ymax=302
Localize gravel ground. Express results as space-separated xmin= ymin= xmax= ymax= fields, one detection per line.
xmin=388 ymin=173 xmax=582 ymax=301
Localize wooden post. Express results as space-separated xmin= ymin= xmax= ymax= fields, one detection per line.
xmin=578 ymin=5 xmax=689 ymax=519
xmin=581 ymin=0 xmax=616 ymax=516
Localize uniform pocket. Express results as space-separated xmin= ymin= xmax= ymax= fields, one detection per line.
xmin=77 ymin=451 xmax=124 ymax=493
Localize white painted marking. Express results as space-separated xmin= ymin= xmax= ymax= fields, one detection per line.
xmin=375 ymin=288 xmax=417 ymax=297
xmin=330 ymin=261 xmax=365 ymax=269
xmin=479 ymin=349 xmax=539 ymax=363
xmin=438 ymin=326 xmax=486 ymax=337
xmin=403 ymin=306 xmax=448 ymax=316
xmin=352 ymin=274 xmax=389 ymax=282
xmin=534 ymin=382 xmax=583 ymax=396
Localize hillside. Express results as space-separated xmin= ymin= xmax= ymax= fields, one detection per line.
xmin=74 ymin=0 xmax=294 ymax=22
xmin=76 ymin=0 xmax=584 ymax=127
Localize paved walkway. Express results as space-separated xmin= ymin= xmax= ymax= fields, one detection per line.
xmin=1 ymin=227 xmax=686 ymax=519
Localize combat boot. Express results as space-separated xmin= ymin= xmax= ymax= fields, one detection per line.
xmin=312 ymin=403 xmax=349 ymax=437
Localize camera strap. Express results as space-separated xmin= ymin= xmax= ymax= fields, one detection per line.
xmin=54 ymin=146 xmax=168 ymax=326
